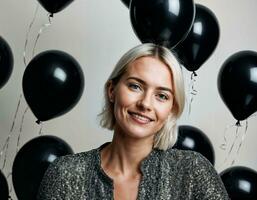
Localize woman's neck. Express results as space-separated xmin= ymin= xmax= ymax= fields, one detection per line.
xmin=100 ymin=132 xmax=154 ymax=179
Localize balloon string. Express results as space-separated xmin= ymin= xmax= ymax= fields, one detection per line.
xmin=6 ymin=171 xmax=13 ymax=199
xmin=23 ymin=3 xmax=39 ymax=67
xmin=223 ymin=124 xmax=240 ymax=165
xmin=0 ymin=94 xmax=23 ymax=170
xmin=238 ymin=119 xmax=249 ymax=155
xmin=231 ymin=119 xmax=249 ymax=165
xmin=220 ymin=123 xmax=235 ymax=150
xmin=227 ymin=123 xmax=243 ymax=166
xmin=16 ymin=106 xmax=29 ymax=153
xmin=188 ymin=72 xmax=197 ymax=117
xmin=39 ymin=123 xmax=44 ymax=136
xmin=228 ymin=125 xmax=240 ymax=159
xmin=32 ymin=13 xmax=53 ymax=57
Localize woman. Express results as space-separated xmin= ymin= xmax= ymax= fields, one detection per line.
xmin=37 ymin=43 xmax=229 ymax=200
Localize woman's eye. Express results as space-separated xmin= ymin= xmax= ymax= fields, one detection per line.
xmin=157 ymin=93 xmax=169 ymax=101
xmin=128 ymin=83 xmax=141 ymax=91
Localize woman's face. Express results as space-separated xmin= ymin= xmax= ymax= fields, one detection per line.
xmin=108 ymin=56 xmax=174 ymax=140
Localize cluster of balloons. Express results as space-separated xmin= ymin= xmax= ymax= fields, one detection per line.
xmin=0 ymin=36 xmax=13 ymax=90
xmin=0 ymin=1 xmax=83 ymax=123
xmin=174 ymin=4 xmax=220 ymax=73
xmin=123 ymin=0 xmax=220 ymax=74
xmin=19 ymin=1 xmax=85 ymax=124
xmin=12 ymin=135 xmax=73 ymax=200
xmin=1 ymin=1 xmax=83 ymax=199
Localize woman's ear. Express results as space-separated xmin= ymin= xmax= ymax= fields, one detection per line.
xmin=107 ymin=80 xmax=115 ymax=103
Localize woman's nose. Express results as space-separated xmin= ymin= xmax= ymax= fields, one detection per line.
xmin=136 ymin=93 xmax=153 ymax=111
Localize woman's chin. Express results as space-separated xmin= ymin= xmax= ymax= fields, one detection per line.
xmin=122 ymin=128 xmax=155 ymax=140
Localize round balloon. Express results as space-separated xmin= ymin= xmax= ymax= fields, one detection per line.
xmin=37 ymin=0 xmax=74 ymax=14
xmin=173 ymin=125 xmax=215 ymax=165
xmin=121 ymin=0 xmax=130 ymax=8
xmin=12 ymin=135 xmax=73 ymax=200
xmin=217 ymin=51 xmax=257 ymax=121
xmin=0 ymin=170 xmax=9 ymax=200
xmin=0 ymin=36 xmax=14 ymax=90
xmin=220 ymin=166 xmax=257 ymax=199
xmin=130 ymin=0 xmax=195 ymax=48
xmin=22 ymin=50 xmax=84 ymax=122
xmin=174 ymin=4 xmax=220 ymax=72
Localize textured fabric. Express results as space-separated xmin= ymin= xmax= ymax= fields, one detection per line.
xmin=37 ymin=142 xmax=229 ymax=200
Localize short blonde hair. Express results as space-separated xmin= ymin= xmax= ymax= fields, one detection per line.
xmin=99 ymin=43 xmax=185 ymax=150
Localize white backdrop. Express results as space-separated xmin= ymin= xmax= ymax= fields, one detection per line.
xmin=1 ymin=0 xmax=257 ymax=199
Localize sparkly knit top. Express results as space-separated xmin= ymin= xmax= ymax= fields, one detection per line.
xmin=37 ymin=142 xmax=229 ymax=200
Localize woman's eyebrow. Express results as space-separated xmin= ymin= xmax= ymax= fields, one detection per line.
xmin=126 ymin=77 xmax=174 ymax=94
xmin=157 ymin=86 xmax=174 ymax=95
xmin=126 ymin=77 xmax=145 ymax=84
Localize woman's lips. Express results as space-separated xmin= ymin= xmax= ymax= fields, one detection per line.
xmin=128 ymin=111 xmax=154 ymax=124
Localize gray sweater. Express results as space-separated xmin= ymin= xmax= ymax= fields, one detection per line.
xmin=37 ymin=143 xmax=229 ymax=200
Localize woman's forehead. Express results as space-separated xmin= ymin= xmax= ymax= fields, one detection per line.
xmin=122 ymin=56 xmax=173 ymax=88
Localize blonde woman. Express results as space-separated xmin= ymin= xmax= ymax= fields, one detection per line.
xmin=37 ymin=43 xmax=229 ymax=200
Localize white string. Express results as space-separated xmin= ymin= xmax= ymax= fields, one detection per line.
xmin=188 ymin=71 xmax=197 ymax=118
xmin=32 ymin=13 xmax=53 ymax=57
xmin=220 ymin=122 xmax=235 ymax=150
xmin=23 ymin=3 xmax=39 ymax=67
xmin=0 ymin=94 xmax=23 ymax=170
xmin=16 ymin=106 xmax=29 ymax=153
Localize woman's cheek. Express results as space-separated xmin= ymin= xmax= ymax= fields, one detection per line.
xmin=158 ymin=104 xmax=173 ymax=118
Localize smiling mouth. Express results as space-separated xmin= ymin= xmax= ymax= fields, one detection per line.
xmin=128 ymin=111 xmax=154 ymax=123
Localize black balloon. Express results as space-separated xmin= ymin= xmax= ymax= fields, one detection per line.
xmin=37 ymin=0 xmax=74 ymax=14
xmin=220 ymin=166 xmax=257 ymax=199
xmin=130 ymin=0 xmax=195 ymax=48
xmin=22 ymin=50 xmax=84 ymax=122
xmin=0 ymin=170 xmax=9 ymax=200
xmin=121 ymin=0 xmax=130 ymax=8
xmin=173 ymin=125 xmax=215 ymax=165
xmin=0 ymin=36 xmax=14 ymax=90
xmin=217 ymin=51 xmax=257 ymax=121
xmin=12 ymin=135 xmax=73 ymax=200
xmin=174 ymin=4 xmax=220 ymax=72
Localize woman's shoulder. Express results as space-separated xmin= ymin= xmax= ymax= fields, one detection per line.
xmin=162 ymin=148 xmax=209 ymax=164
xmin=50 ymin=147 xmax=98 ymax=171
xmin=156 ymin=148 xmax=214 ymax=173
xmin=37 ymin=148 xmax=99 ymax=199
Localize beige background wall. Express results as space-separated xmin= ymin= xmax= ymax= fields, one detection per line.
xmin=1 ymin=0 xmax=257 ymax=199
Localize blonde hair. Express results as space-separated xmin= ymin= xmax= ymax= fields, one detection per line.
xmin=99 ymin=43 xmax=185 ymax=150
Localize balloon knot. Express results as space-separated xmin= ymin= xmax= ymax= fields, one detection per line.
xmin=36 ymin=120 xmax=41 ymax=124
xmin=49 ymin=13 xmax=54 ymax=18
xmin=191 ymin=71 xmax=197 ymax=80
xmin=235 ymin=120 xmax=241 ymax=126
